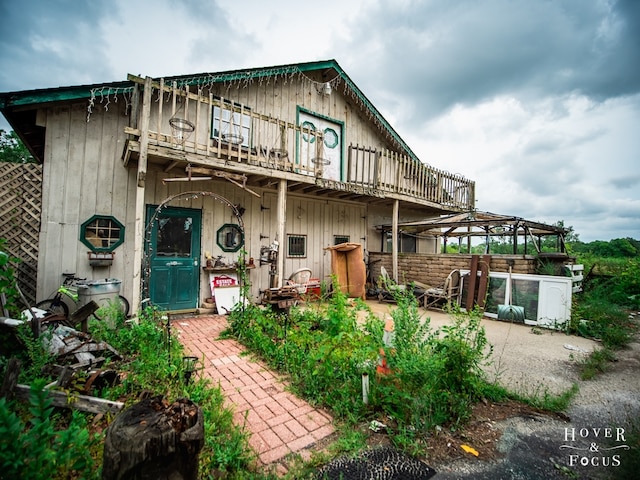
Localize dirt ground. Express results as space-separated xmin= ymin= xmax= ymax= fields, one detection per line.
xmin=363 ymin=301 xmax=640 ymax=480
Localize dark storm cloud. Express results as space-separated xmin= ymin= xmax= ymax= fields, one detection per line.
xmin=0 ymin=0 xmax=113 ymax=90
xmin=345 ymin=0 xmax=640 ymax=121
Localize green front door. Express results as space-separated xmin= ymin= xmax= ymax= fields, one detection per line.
xmin=146 ymin=206 xmax=201 ymax=311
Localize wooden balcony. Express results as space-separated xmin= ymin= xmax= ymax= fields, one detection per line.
xmin=122 ymin=75 xmax=475 ymax=212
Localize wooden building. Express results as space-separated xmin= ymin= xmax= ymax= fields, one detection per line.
xmin=0 ymin=59 xmax=475 ymax=313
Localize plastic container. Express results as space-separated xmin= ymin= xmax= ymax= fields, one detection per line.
xmin=77 ymin=278 xmax=122 ymax=309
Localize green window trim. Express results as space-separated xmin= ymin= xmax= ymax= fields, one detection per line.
xmin=80 ymin=215 xmax=125 ymax=252
xmin=216 ymin=223 xmax=244 ymax=252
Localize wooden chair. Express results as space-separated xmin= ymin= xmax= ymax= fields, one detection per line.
xmin=423 ymin=269 xmax=461 ymax=310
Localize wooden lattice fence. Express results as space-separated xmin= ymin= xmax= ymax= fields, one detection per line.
xmin=0 ymin=161 xmax=42 ymax=305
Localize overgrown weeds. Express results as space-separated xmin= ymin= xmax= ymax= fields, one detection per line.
xmin=0 ymin=304 xmax=256 ymax=479
xmin=0 ymin=379 xmax=101 ymax=480
xmin=90 ymin=305 xmax=256 ymax=477
xmin=567 ymin=256 xmax=639 ymax=380
xmin=227 ymin=282 xmax=498 ymax=444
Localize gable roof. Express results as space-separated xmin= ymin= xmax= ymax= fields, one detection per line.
xmin=1 ymin=59 xmax=418 ymax=164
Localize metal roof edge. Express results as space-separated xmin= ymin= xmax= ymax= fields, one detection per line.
xmin=0 ymin=81 xmax=133 ymax=108
xmin=0 ymin=59 xmax=418 ymax=160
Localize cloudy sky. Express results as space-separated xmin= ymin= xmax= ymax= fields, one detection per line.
xmin=1 ymin=0 xmax=639 ymax=242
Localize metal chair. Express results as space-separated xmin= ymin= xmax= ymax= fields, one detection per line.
xmin=423 ymin=269 xmax=461 ymax=310
xmin=377 ymin=266 xmax=406 ymax=303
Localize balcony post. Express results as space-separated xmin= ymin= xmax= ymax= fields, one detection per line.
xmin=392 ymin=199 xmax=399 ymax=282
xmin=276 ymin=179 xmax=287 ymax=288
xmin=131 ymin=76 xmax=153 ymax=314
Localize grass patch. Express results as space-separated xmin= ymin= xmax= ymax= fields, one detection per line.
xmin=512 ymin=383 xmax=580 ymax=412
xmin=578 ymin=347 xmax=618 ymax=381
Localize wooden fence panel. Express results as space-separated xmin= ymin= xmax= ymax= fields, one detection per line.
xmin=0 ymin=162 xmax=42 ymax=305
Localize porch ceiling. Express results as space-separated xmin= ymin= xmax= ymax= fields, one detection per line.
xmin=125 ymin=142 xmax=452 ymax=215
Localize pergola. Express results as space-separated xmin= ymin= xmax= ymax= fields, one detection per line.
xmin=377 ymin=210 xmax=569 ymax=255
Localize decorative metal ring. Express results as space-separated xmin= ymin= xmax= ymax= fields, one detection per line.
xmin=222 ymin=133 xmax=244 ymax=145
xmin=169 ymin=117 xmax=195 ymax=132
xmin=311 ymin=157 xmax=331 ymax=165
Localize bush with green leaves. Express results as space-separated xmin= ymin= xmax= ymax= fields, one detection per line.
xmin=228 ymin=282 xmax=494 ymax=436
xmin=0 ymin=379 xmax=100 ymax=480
xmin=372 ymin=292 xmax=492 ymax=431
xmin=0 ymin=241 xmax=21 ymax=318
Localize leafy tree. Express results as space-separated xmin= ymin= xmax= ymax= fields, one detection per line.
xmin=0 ymin=129 xmax=34 ymax=164
xmin=609 ymin=238 xmax=638 ymax=257
xmin=568 ymin=238 xmax=639 ymax=258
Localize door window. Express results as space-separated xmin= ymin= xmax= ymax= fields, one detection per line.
xmin=156 ymin=216 xmax=193 ymax=257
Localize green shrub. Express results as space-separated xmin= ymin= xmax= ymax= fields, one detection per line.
xmin=0 ymin=242 xmax=21 ymax=319
xmin=0 ymin=379 xmax=100 ymax=480
xmin=228 ymin=283 xmax=493 ymax=436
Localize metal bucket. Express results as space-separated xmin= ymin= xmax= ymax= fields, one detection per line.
xmin=497 ymin=304 xmax=525 ymax=323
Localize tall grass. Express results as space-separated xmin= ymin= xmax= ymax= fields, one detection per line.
xmin=227 ymin=283 xmax=497 ymax=438
xmin=568 ymin=255 xmax=639 ymax=380
xmin=0 ymin=305 xmax=256 ymax=479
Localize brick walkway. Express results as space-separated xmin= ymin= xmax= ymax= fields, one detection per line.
xmin=174 ymin=315 xmax=335 ymax=468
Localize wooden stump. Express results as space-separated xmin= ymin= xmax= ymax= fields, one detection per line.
xmin=102 ymin=396 xmax=204 ymax=480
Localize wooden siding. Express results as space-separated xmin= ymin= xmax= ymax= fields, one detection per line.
xmin=121 ymin=75 xmax=475 ymax=211
xmin=33 ymin=70 xmax=474 ymax=309
xmin=34 ymin=93 xmax=369 ymax=304
xmin=37 ymin=101 xmax=137 ymax=304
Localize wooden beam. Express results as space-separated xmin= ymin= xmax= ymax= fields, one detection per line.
xmin=163 ymin=160 xmax=181 ymax=172
xmin=13 ymin=384 xmax=124 ymax=414
xmin=466 ymin=255 xmax=479 ymax=311
xmin=477 ymin=255 xmax=491 ymax=308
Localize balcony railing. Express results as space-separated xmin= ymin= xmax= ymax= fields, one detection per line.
xmin=126 ymin=76 xmax=475 ymax=211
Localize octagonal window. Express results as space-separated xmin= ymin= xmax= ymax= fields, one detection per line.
xmin=216 ymin=223 xmax=244 ymax=252
xmin=80 ymin=215 xmax=125 ymax=252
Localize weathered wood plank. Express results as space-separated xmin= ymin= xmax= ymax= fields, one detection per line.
xmin=13 ymin=384 xmax=124 ymax=414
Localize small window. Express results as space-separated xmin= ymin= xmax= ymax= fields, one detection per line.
xmin=287 ymin=235 xmax=307 ymax=258
xmin=212 ymin=103 xmax=251 ymax=148
xmin=334 ymin=235 xmax=350 ymax=245
xmin=385 ymin=232 xmax=417 ymax=253
xmin=80 ymin=215 xmax=125 ymax=252
xmin=216 ymin=224 xmax=244 ymax=252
